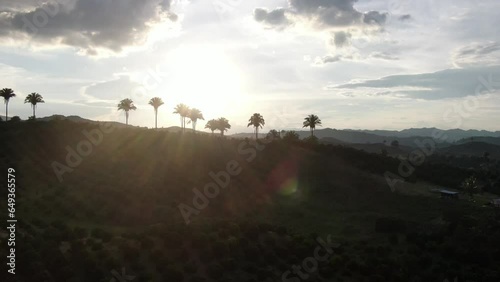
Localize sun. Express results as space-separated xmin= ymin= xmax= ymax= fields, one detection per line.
xmin=166 ymin=45 xmax=245 ymax=117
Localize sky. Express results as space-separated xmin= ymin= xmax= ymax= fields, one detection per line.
xmin=1 ymin=0 xmax=500 ymax=133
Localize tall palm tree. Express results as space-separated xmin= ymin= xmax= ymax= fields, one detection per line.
xmin=173 ymin=103 xmax=190 ymax=132
xmin=247 ymin=113 xmax=265 ymax=140
xmin=303 ymin=114 xmax=322 ymax=137
xmin=188 ymin=108 xmax=204 ymax=131
xmin=24 ymin=92 xmax=45 ymax=119
xmin=217 ymin=117 xmax=231 ymax=136
xmin=148 ymin=97 xmax=164 ymax=129
xmin=117 ymin=98 xmax=137 ymax=125
xmin=0 ymin=88 xmax=16 ymax=121
xmin=205 ymin=119 xmax=218 ymax=134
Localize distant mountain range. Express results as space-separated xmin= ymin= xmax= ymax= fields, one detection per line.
xmin=232 ymin=127 xmax=500 ymax=146
xmin=23 ymin=115 xmax=500 ymax=152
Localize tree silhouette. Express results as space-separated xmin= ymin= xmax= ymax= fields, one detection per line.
xmin=303 ymin=114 xmax=322 ymax=137
xmin=188 ymin=108 xmax=204 ymax=132
xmin=283 ymin=131 xmax=300 ymax=142
xmin=173 ymin=103 xmax=190 ymax=132
xmin=216 ymin=117 xmax=231 ymax=136
xmin=148 ymin=97 xmax=164 ymax=129
xmin=461 ymin=176 xmax=480 ymax=201
xmin=205 ymin=119 xmax=218 ymax=134
xmin=267 ymin=129 xmax=281 ymax=140
xmin=0 ymin=88 xmax=16 ymax=121
xmin=247 ymin=113 xmax=265 ymax=140
xmin=24 ymin=93 xmax=45 ymax=119
xmin=117 ymin=98 xmax=137 ymax=125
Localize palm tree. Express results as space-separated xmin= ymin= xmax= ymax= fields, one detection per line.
xmin=247 ymin=113 xmax=265 ymax=140
xmin=117 ymin=98 xmax=137 ymax=125
xmin=173 ymin=103 xmax=190 ymax=132
xmin=0 ymin=88 xmax=16 ymax=121
xmin=217 ymin=117 xmax=231 ymax=136
xmin=303 ymin=114 xmax=322 ymax=137
xmin=148 ymin=97 xmax=164 ymax=129
xmin=24 ymin=92 xmax=44 ymax=119
xmin=188 ymin=108 xmax=204 ymax=131
xmin=205 ymin=119 xmax=218 ymax=134
xmin=266 ymin=129 xmax=280 ymax=140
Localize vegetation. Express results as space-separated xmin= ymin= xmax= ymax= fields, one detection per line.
xmin=216 ymin=117 xmax=231 ymax=136
xmin=247 ymin=113 xmax=265 ymax=140
xmin=205 ymin=119 xmax=218 ymax=134
xmin=0 ymin=88 xmax=16 ymax=121
xmin=148 ymin=97 xmax=164 ymax=129
xmin=117 ymin=98 xmax=137 ymax=125
xmin=24 ymin=92 xmax=45 ymax=119
xmin=0 ymin=120 xmax=499 ymax=282
xmin=303 ymin=114 xmax=322 ymax=137
xmin=188 ymin=108 xmax=204 ymax=131
xmin=173 ymin=103 xmax=190 ymax=131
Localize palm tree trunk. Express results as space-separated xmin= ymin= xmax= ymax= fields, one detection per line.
xmin=126 ymin=111 xmax=129 ymax=125
xmin=255 ymin=127 xmax=258 ymax=140
xmin=5 ymin=102 xmax=8 ymax=121
xmin=311 ymin=128 xmax=313 ymax=137
xmin=155 ymin=109 xmax=158 ymax=129
xmin=33 ymin=105 xmax=36 ymax=119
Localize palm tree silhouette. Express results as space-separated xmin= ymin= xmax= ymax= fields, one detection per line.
xmin=0 ymin=88 xmax=16 ymax=121
xmin=173 ymin=103 xmax=190 ymax=132
xmin=118 ymin=98 xmax=137 ymax=125
xmin=303 ymin=114 xmax=322 ymax=137
xmin=148 ymin=97 xmax=164 ymax=129
xmin=247 ymin=113 xmax=265 ymax=140
xmin=217 ymin=117 xmax=231 ymax=136
xmin=188 ymin=108 xmax=204 ymax=132
xmin=205 ymin=119 xmax=218 ymax=134
xmin=24 ymin=93 xmax=45 ymax=119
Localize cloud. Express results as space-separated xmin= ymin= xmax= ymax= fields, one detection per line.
xmin=369 ymin=51 xmax=399 ymax=60
xmin=332 ymin=31 xmax=351 ymax=48
xmin=314 ymin=54 xmax=355 ymax=65
xmin=253 ymin=7 xmax=290 ymax=28
xmin=333 ymin=65 xmax=500 ymax=100
xmin=453 ymin=42 xmax=500 ymax=68
xmin=254 ymin=0 xmax=388 ymax=30
xmin=398 ymin=14 xmax=411 ymax=21
xmin=0 ymin=0 xmax=177 ymax=55
xmin=84 ymin=76 xmax=141 ymax=101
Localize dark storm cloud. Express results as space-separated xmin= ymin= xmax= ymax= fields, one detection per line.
xmin=254 ymin=0 xmax=387 ymax=29
xmin=335 ymin=65 xmax=500 ymax=100
xmin=0 ymin=0 xmax=176 ymax=54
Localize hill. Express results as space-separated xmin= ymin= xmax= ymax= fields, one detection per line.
xmin=1 ymin=120 xmax=499 ymax=281
xmin=437 ymin=142 xmax=500 ymax=159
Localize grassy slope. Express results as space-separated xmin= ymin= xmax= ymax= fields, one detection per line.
xmin=1 ymin=120 xmax=499 ymax=281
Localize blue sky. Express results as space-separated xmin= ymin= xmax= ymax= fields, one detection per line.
xmin=1 ymin=0 xmax=500 ymax=133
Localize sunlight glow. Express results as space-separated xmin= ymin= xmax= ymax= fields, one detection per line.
xmin=166 ymin=45 xmax=245 ymax=117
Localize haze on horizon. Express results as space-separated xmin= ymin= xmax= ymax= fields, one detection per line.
xmin=1 ymin=0 xmax=499 ymax=133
